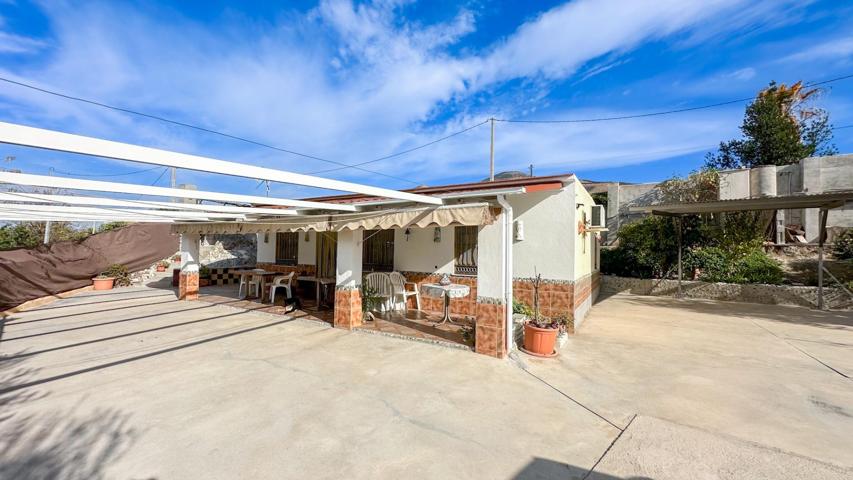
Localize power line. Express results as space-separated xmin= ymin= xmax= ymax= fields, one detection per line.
xmin=49 ymin=165 xmax=162 ymax=177
xmin=496 ymin=73 xmax=853 ymax=124
xmin=308 ymin=119 xmax=491 ymax=175
xmin=150 ymin=167 xmax=169 ymax=186
xmin=833 ymin=124 xmax=852 ymax=130
xmin=0 ymin=76 xmax=432 ymax=185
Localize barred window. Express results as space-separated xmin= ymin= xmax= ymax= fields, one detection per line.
xmin=362 ymin=229 xmax=394 ymax=272
xmin=275 ymin=232 xmax=299 ymax=265
xmin=454 ymin=226 xmax=478 ymax=275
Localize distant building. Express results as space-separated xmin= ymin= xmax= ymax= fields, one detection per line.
xmin=586 ymin=154 xmax=853 ymax=244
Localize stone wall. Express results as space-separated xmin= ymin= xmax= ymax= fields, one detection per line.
xmin=601 ymin=275 xmax=852 ymax=310
xmin=200 ymin=234 xmax=256 ymax=268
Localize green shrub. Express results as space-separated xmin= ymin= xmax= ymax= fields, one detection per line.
xmin=512 ymin=299 xmax=533 ymax=317
xmin=834 ymin=229 xmax=853 ymax=260
xmin=689 ymin=246 xmax=783 ymax=284
xmin=101 ymin=264 xmax=131 ymax=287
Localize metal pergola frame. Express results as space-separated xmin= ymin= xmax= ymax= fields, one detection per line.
xmin=0 ymin=120 xmax=445 ymax=235
xmin=631 ymin=191 xmax=853 ymax=310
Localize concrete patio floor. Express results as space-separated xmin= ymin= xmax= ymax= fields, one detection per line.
xmin=523 ymin=292 xmax=853 ymax=477
xmin=1 ymin=283 xmax=851 ymax=479
xmin=0 ymin=282 xmax=615 ymax=479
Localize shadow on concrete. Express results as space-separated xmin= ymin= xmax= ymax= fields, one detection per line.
xmin=0 ymin=308 xmax=309 ymax=395
xmin=0 ymin=356 xmax=139 ymax=480
xmin=512 ymin=457 xmax=652 ymax=480
xmin=3 ymin=298 xmax=183 ymax=330
xmin=9 ymin=292 xmax=175 ymax=315
xmin=599 ymin=292 xmax=853 ymax=330
xmin=144 ymin=276 xmax=177 ymax=291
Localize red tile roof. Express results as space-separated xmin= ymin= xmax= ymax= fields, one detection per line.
xmin=302 ymin=173 xmax=575 ymax=205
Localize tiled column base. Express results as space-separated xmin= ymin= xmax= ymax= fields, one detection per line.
xmin=475 ymin=298 xmax=506 ymax=358
xmin=334 ymin=287 xmax=362 ymax=329
xmin=179 ymin=272 xmax=199 ymax=301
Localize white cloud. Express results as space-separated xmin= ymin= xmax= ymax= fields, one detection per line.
xmin=783 ymin=36 xmax=853 ymax=64
xmin=0 ymin=15 xmax=45 ymax=54
xmin=0 ymin=0 xmax=807 ymax=193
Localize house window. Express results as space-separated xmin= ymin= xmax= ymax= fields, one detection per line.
xmin=454 ymin=226 xmax=478 ymax=275
xmin=362 ymin=229 xmax=394 ymax=272
xmin=275 ymin=232 xmax=299 ymax=265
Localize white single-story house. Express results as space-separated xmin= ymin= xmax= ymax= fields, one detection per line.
xmin=173 ymin=173 xmax=603 ymax=358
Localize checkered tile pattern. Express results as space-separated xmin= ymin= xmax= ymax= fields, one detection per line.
xmin=208 ymin=268 xmax=244 ymax=286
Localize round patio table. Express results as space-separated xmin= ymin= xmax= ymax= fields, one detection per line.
xmin=420 ymin=283 xmax=471 ymax=325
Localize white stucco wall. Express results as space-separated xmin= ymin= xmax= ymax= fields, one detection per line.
xmin=477 ymin=212 xmax=504 ymax=299
xmin=256 ymin=233 xmax=275 ymax=263
xmin=393 ymin=227 xmax=455 ymax=274
xmin=336 ymin=229 xmax=362 ymax=287
xmin=299 ymin=231 xmax=317 ymax=265
xmin=574 ymin=180 xmax=597 ymax=281
xmin=508 ymin=188 xmax=575 ymax=280
xmin=255 ymin=231 xmax=317 ymax=265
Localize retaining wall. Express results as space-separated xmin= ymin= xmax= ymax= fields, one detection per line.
xmin=601 ymin=275 xmax=852 ymax=310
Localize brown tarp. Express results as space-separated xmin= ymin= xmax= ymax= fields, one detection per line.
xmin=0 ymin=223 xmax=178 ymax=310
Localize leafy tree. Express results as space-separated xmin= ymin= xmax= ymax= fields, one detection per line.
xmin=0 ymin=221 xmax=90 ymax=250
xmin=705 ymin=81 xmax=837 ymax=170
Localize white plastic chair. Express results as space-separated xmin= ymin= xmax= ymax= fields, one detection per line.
xmin=389 ymin=271 xmax=420 ymax=312
xmin=364 ymin=272 xmax=393 ymax=312
xmin=238 ymin=273 xmax=259 ymax=299
xmin=269 ymin=272 xmax=295 ymax=305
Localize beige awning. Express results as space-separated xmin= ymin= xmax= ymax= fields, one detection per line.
xmin=171 ymin=203 xmax=499 ymax=235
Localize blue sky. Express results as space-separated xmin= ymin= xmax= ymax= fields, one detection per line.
xmin=0 ymin=0 xmax=852 ymax=199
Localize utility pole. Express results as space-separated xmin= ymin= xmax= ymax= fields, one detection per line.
xmin=170 ymin=167 xmax=177 ymax=203
xmin=529 ymin=164 xmax=533 ymax=177
xmin=265 ymin=180 xmax=270 ymax=197
xmin=489 ymin=117 xmax=495 ymax=181
xmin=44 ymin=166 xmax=52 ymax=245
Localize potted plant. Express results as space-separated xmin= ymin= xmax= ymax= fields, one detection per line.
xmin=360 ymin=284 xmax=381 ymax=321
xmin=199 ymin=266 xmax=211 ymax=287
xmin=94 ymin=264 xmax=131 ymax=290
xmin=156 ymin=260 xmax=170 ymax=272
xmin=521 ymin=273 xmax=559 ymax=357
xmin=92 ymin=273 xmax=115 ymax=290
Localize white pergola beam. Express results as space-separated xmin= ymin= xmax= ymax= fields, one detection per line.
xmin=0 ymin=121 xmax=443 ymax=206
xmin=0 ymin=192 xmax=298 ymax=216
xmin=0 ymin=213 xmax=179 ymax=222
xmin=0 ymin=204 xmax=245 ymax=220
xmin=0 ymin=172 xmax=356 ymax=211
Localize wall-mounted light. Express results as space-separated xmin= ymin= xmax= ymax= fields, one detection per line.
xmin=514 ymin=220 xmax=524 ymax=241
xmin=304 ymin=231 xmax=310 ymax=242
xmin=433 ymin=227 xmax=441 ymax=243
xmin=404 ymin=228 xmax=411 ymax=241
xmin=263 ymin=232 xmax=269 ymax=243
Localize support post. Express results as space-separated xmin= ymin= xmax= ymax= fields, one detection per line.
xmin=817 ymin=208 xmax=827 ymax=310
xmin=334 ymin=229 xmax=363 ymax=329
xmin=489 ymin=118 xmax=495 ymax=182
xmin=43 ymin=220 xmax=51 ymax=244
xmin=677 ymin=216 xmax=683 ymax=298
xmin=179 ymin=233 xmax=201 ymax=301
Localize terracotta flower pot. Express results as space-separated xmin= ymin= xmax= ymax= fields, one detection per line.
xmin=92 ymin=277 xmax=115 ymax=290
xmin=200 ymin=278 xmax=210 ymax=287
xmin=522 ymin=323 xmax=558 ymax=357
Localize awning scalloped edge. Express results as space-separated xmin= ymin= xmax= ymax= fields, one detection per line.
xmin=170 ymin=203 xmax=499 ymax=235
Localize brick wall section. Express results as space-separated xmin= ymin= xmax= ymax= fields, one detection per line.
xmin=513 ymin=278 xmax=575 ymax=329
xmin=512 ymin=273 xmax=600 ymax=335
xmin=333 ymin=287 xmax=362 ymax=329
xmin=475 ymin=299 xmax=506 ymax=358
xmin=179 ymin=272 xmax=199 ymax=301
xmin=256 ymin=263 xmax=317 ymax=276
xmin=398 ymin=272 xmax=477 ymax=318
